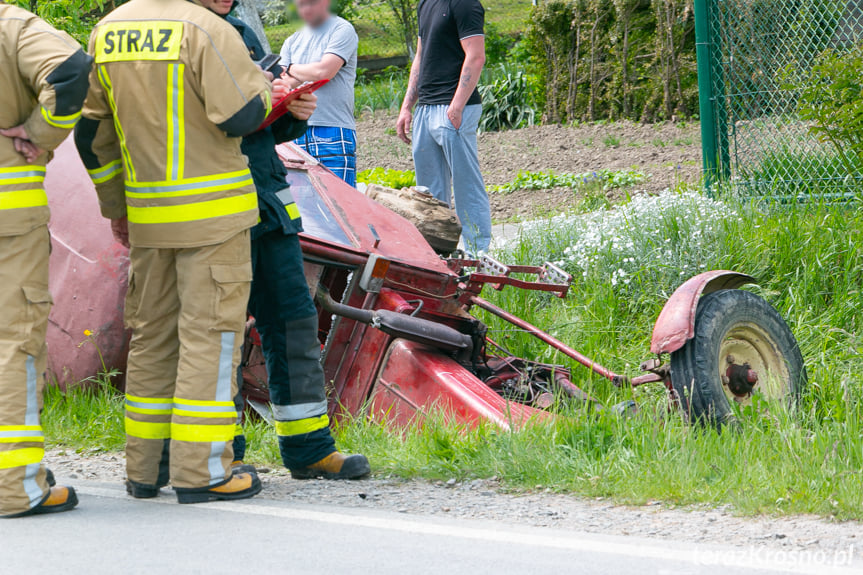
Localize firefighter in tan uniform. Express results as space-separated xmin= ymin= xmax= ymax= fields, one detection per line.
xmin=0 ymin=3 xmax=91 ymax=517
xmin=75 ymin=0 xmax=272 ymax=503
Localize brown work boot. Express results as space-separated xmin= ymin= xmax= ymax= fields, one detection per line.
xmin=175 ymin=472 xmax=262 ymax=504
xmin=290 ymin=452 xmax=370 ymax=480
xmin=6 ymin=486 xmax=79 ymax=518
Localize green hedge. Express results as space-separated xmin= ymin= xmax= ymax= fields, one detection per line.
xmin=526 ymin=0 xmax=698 ymax=123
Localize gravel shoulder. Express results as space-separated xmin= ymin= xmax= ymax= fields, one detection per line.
xmin=356 ymin=112 xmax=703 ymax=222
xmin=46 ymin=448 xmax=861 ymax=560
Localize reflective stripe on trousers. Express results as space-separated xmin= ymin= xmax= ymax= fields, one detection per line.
xmin=0 ymin=357 xmax=46 ymax=510
xmin=0 ymin=167 xmax=48 ymax=210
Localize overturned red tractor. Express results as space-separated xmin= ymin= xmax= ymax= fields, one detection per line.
xmin=45 ymin=138 xmax=806 ymax=428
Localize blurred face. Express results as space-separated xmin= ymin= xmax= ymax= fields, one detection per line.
xmin=199 ymin=0 xmax=234 ymax=16
xmin=296 ymin=0 xmax=331 ymax=28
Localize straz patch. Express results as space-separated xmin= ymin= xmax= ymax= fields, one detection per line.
xmin=95 ymin=21 xmax=183 ymax=63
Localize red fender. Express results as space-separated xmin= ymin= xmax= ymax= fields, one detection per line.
xmin=650 ymin=271 xmax=756 ymax=355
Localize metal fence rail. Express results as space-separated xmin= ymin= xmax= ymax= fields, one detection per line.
xmin=695 ymin=0 xmax=863 ymax=196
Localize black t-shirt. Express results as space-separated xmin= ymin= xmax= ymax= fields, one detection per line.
xmin=417 ymin=0 xmax=484 ymax=106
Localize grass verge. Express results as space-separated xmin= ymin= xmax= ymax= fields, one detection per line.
xmin=42 ymin=193 xmax=863 ymax=520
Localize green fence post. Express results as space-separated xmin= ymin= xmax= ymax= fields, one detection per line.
xmin=694 ymin=0 xmax=719 ymax=192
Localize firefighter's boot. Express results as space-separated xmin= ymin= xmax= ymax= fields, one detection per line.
xmin=126 ymin=439 xmax=170 ymax=499
xmin=5 ymin=486 xmax=78 ymax=518
xmin=290 ymin=452 xmax=371 ymax=480
xmin=231 ymin=460 xmax=257 ymax=474
xmin=175 ymin=471 xmax=262 ymax=504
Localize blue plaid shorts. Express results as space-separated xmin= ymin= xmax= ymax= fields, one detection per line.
xmin=295 ymin=126 xmax=357 ymax=187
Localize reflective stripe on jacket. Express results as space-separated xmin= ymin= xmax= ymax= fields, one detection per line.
xmin=75 ymin=0 xmax=272 ymax=248
xmin=0 ymin=4 xmax=92 ymax=237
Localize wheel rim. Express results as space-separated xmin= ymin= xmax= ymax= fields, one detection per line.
xmin=718 ymin=321 xmax=791 ymax=405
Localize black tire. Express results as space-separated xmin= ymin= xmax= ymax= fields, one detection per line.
xmin=669 ymin=289 xmax=806 ymax=428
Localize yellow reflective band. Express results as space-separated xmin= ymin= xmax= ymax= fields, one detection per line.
xmin=263 ymin=90 xmax=272 ymax=116
xmin=234 ymin=424 xmax=244 ymax=435
xmin=274 ymin=414 xmax=330 ymax=437
xmin=171 ymin=422 xmax=235 ymax=443
xmin=95 ymin=21 xmax=183 ymax=63
xmin=126 ymin=192 xmax=257 ymax=224
xmin=173 ymin=409 xmax=237 ymax=419
xmin=166 ymin=62 xmax=185 ymax=181
xmin=126 ymin=404 xmax=172 ymax=416
xmin=173 ymin=398 xmax=235 ymax=407
xmin=0 ymin=447 xmax=44 ymax=470
xmin=286 ymin=202 xmax=301 ymax=220
xmin=0 ymin=189 xmax=48 ymax=210
xmin=0 ymin=425 xmax=45 ymax=444
xmin=98 ymin=66 xmax=136 ymax=181
xmin=125 ymin=177 xmax=253 ymax=199
xmin=0 ymin=166 xmax=46 ymax=175
xmin=125 ymin=417 xmax=171 ymax=440
xmin=0 ymin=175 xmax=45 ymax=186
xmin=125 ymin=394 xmax=173 ymax=405
xmin=40 ymin=106 xmax=81 ymax=128
xmin=87 ymin=160 xmax=123 ymax=184
xmin=0 ymin=437 xmax=45 ymax=444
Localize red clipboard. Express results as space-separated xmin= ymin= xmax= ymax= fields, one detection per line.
xmin=258 ymin=79 xmax=329 ymax=130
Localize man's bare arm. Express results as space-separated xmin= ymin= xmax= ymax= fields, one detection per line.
xmin=286 ymin=53 xmax=345 ymax=83
xmin=446 ymin=35 xmax=485 ymax=130
xmin=396 ymin=38 xmax=422 ymax=144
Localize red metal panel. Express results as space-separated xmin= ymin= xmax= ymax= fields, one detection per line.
xmin=650 ymin=270 xmax=756 ymax=355
xmin=370 ymin=340 xmax=550 ymax=429
xmin=277 ymin=143 xmax=455 ymax=277
xmin=44 ymin=137 xmax=129 ymax=388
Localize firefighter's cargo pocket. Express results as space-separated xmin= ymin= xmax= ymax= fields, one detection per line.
xmin=124 ymin=271 xmax=140 ymax=330
xmin=210 ymin=263 xmax=252 ymax=332
xmin=21 ymin=285 xmax=53 ymax=356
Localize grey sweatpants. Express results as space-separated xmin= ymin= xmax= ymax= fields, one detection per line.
xmin=412 ymin=104 xmax=492 ymax=253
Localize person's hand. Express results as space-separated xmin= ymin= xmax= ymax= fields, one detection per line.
xmin=255 ymin=64 xmax=274 ymax=83
xmin=446 ymin=104 xmax=463 ymax=130
xmin=396 ymin=108 xmax=412 ymax=144
xmin=111 ymin=217 xmax=129 ymax=248
xmin=286 ymin=92 xmax=317 ymax=121
xmin=272 ymin=76 xmax=301 ymax=101
xmin=0 ymin=125 xmax=44 ymax=163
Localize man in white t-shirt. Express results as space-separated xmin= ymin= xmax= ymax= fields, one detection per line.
xmin=278 ymin=0 xmax=359 ymax=186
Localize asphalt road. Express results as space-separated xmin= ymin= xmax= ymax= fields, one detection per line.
xmin=1 ymin=481 xmax=859 ymax=575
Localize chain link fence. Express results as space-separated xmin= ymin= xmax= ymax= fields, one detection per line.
xmin=696 ymin=0 xmax=863 ymax=197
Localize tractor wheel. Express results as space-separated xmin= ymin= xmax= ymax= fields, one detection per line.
xmin=669 ymin=289 xmax=806 ymax=428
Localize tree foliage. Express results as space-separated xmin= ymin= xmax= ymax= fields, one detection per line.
xmin=526 ymin=0 xmax=697 ymax=123
xmin=15 ymin=0 xmax=128 ymax=45
xmin=789 ymin=44 xmax=863 ymax=177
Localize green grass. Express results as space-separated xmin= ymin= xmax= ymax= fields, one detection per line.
xmin=355 ymin=67 xmax=409 ymax=115
xmin=602 ymin=135 xmax=621 ymax=148
xmin=737 ymin=146 xmax=863 ymax=198
xmin=39 ymin=184 xmax=863 ymax=520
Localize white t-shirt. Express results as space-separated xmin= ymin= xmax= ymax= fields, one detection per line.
xmin=280 ymin=15 xmax=358 ymax=130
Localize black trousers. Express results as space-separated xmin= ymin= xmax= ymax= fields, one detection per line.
xmin=236 ymin=231 xmax=335 ymax=468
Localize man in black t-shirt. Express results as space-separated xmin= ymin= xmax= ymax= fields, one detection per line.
xmin=396 ymin=0 xmax=492 ymax=254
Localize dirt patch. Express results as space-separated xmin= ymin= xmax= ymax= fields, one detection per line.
xmin=356 ymin=112 xmax=702 ymax=221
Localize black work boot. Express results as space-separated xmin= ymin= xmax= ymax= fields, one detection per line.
xmin=127 ymin=440 xmax=170 ymax=498
xmin=5 ymin=486 xmax=79 ymax=518
xmin=175 ymin=472 xmax=262 ymax=504
xmin=290 ymin=452 xmax=371 ymax=480
xmin=231 ymin=460 xmax=257 ymax=475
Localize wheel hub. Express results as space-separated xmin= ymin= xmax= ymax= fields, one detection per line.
xmin=718 ymin=322 xmax=790 ymax=403
xmin=723 ymin=354 xmax=759 ymax=396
